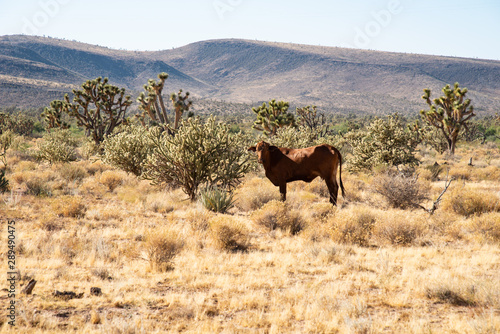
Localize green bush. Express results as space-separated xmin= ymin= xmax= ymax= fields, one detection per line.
xmin=143 ymin=116 xmax=251 ymax=200
xmin=272 ymin=126 xmax=321 ymax=149
xmin=200 ymin=186 xmax=235 ymax=213
xmin=0 ymin=112 xmax=35 ymax=136
xmin=34 ymin=129 xmax=78 ymax=164
xmin=102 ymin=124 xmax=154 ymax=176
xmin=345 ymin=114 xmax=419 ymax=172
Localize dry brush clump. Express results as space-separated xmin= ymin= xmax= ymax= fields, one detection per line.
xmin=443 ymin=186 xmax=500 ymax=217
xmin=144 ymin=229 xmax=185 ymax=272
xmin=251 ymin=200 xmax=306 ymax=235
xmin=50 ymin=195 xmax=86 ymax=218
xmin=328 ymin=205 xmax=377 ymax=246
xmin=372 ymin=171 xmax=430 ymax=210
xmin=372 ymin=210 xmax=427 ymax=246
xmin=99 ymin=169 xmax=128 ymax=192
xmin=209 ymin=215 xmax=251 ymax=252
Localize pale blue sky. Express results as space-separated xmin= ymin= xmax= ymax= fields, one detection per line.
xmin=1 ymin=0 xmax=499 ymax=60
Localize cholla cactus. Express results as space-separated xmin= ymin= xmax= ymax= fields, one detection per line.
xmin=420 ymin=82 xmax=475 ymax=155
xmin=346 ymin=114 xmax=419 ymax=172
xmin=252 ymin=100 xmax=296 ymax=136
xmin=41 ymin=100 xmax=70 ymax=131
xmin=102 ymin=124 xmax=154 ymax=176
xmin=64 ymin=77 xmax=132 ymax=144
xmin=143 ymin=116 xmax=250 ymax=200
xmin=34 ymin=129 xmax=78 ymax=164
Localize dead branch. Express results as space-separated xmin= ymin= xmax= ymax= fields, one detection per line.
xmin=416 ymin=176 xmax=454 ymax=215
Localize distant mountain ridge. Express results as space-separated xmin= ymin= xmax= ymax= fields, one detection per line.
xmin=1 ymin=35 xmax=499 ymax=115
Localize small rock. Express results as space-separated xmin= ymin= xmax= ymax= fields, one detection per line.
xmin=90 ymin=287 xmax=102 ymax=296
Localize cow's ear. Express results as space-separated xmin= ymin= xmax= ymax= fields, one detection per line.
xmin=248 ymin=146 xmax=256 ymax=152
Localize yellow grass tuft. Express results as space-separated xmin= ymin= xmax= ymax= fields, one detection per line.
xmin=328 ymin=205 xmax=377 ymax=246
xmin=251 ymin=200 xmax=306 ymax=235
xmin=51 ymin=195 xmax=86 ymax=218
xmin=99 ymin=169 xmax=128 ymax=191
xmin=443 ymin=186 xmax=500 ymax=217
xmin=145 ymin=229 xmax=185 ymax=272
xmin=209 ymin=215 xmax=250 ymax=252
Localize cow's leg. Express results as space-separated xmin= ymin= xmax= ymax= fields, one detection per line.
xmin=279 ymin=183 xmax=287 ymax=201
xmin=325 ymin=178 xmax=339 ymax=205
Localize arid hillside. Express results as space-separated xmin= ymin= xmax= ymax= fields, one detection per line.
xmin=1 ymin=35 xmax=500 ymax=115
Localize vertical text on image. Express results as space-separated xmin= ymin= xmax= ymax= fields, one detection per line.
xmin=7 ymin=219 xmax=17 ymax=326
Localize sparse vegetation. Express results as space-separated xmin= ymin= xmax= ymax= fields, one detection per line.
xmin=0 ymin=70 xmax=499 ymax=333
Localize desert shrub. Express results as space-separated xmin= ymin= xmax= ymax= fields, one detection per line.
xmin=468 ymin=212 xmax=500 ymax=244
xmin=0 ymin=169 xmax=9 ymax=193
xmin=185 ymin=207 xmax=214 ymax=231
xmin=209 ymin=215 xmax=250 ymax=252
xmin=145 ymin=230 xmax=184 ymax=272
xmin=449 ymin=166 xmax=472 ymax=180
xmin=25 ymin=176 xmax=51 ymax=196
xmin=234 ymin=177 xmax=280 ymax=211
xmin=0 ymin=112 xmax=35 ymax=136
xmin=251 ymin=200 xmax=305 ymax=235
xmin=58 ymin=163 xmax=88 ymax=183
xmin=102 ymin=124 xmax=154 ymax=176
xmin=99 ymin=170 xmax=127 ymax=191
xmin=443 ymin=187 xmax=500 ymax=217
xmin=34 ymin=129 xmax=78 ymax=164
xmin=143 ymin=117 xmax=251 ymax=200
xmin=328 ymin=206 xmax=376 ymax=246
xmin=143 ymin=192 xmax=177 ymax=213
xmin=372 ymin=171 xmax=429 ymax=209
xmin=199 ymin=186 xmax=235 ymax=213
xmin=345 ymin=114 xmax=419 ymax=172
xmin=272 ymin=126 xmax=321 ymax=149
xmin=51 ymin=195 xmax=86 ymax=218
xmin=80 ymin=137 xmax=101 ymax=159
xmin=372 ymin=211 xmax=425 ymax=246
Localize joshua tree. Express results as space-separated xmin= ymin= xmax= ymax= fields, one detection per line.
xmin=420 ymin=82 xmax=475 ymax=155
xmin=136 ymin=72 xmax=170 ymax=127
xmin=296 ymin=105 xmax=328 ymax=137
xmin=252 ymin=100 xmax=296 ymax=136
xmin=170 ymin=89 xmax=193 ymax=130
xmin=41 ymin=100 xmax=70 ymax=131
xmin=61 ymin=77 xmax=132 ymax=144
xmin=136 ymin=73 xmax=192 ymax=132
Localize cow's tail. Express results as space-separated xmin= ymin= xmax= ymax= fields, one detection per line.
xmin=336 ymin=148 xmax=346 ymax=199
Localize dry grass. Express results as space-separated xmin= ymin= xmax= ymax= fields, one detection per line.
xmin=443 ymin=185 xmax=500 ymax=217
xmin=0 ymin=143 xmax=499 ymax=333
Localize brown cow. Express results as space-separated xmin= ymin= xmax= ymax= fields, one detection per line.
xmin=248 ymin=141 xmax=346 ymax=205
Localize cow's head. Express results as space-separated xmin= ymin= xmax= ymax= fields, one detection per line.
xmin=248 ymin=141 xmax=273 ymax=164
